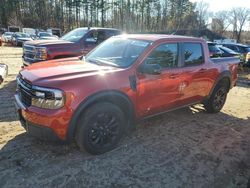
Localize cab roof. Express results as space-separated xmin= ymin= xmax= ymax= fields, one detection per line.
xmin=114 ymin=34 xmax=205 ymax=43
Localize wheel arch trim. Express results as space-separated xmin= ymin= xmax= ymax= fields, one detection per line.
xmin=66 ymin=90 xmax=135 ymax=142
xmin=208 ymin=70 xmax=232 ymax=98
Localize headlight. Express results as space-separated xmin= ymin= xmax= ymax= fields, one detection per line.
xmin=35 ymin=47 xmax=47 ymax=60
xmin=31 ymin=86 xmax=64 ymax=109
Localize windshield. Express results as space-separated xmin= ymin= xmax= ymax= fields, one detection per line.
xmin=86 ymin=37 xmax=151 ymax=68
xmin=4 ymin=32 xmax=12 ymax=36
xmin=208 ymin=43 xmax=221 ymax=53
xmin=16 ymin=33 xmax=30 ymax=38
xmin=40 ymin=32 xmax=51 ymax=37
xmin=61 ymin=28 xmax=88 ymax=42
xmin=219 ymin=46 xmax=237 ymax=54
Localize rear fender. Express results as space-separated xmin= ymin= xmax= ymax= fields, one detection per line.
xmin=208 ymin=71 xmax=232 ymax=98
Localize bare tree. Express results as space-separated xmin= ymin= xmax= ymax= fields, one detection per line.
xmin=212 ymin=11 xmax=231 ymax=35
xmin=230 ymin=8 xmax=250 ymax=42
xmin=195 ymin=0 xmax=210 ymax=30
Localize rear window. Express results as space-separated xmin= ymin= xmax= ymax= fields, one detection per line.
xmin=183 ymin=43 xmax=203 ymax=66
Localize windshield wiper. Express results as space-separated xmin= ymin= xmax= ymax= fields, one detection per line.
xmin=87 ymin=58 xmax=119 ymax=67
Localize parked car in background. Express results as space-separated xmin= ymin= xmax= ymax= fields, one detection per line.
xmin=207 ymin=42 xmax=222 ymax=58
xmin=8 ymin=26 xmax=20 ymax=33
xmin=47 ymin=28 xmax=62 ymax=37
xmin=222 ymin=43 xmax=250 ymax=65
xmin=22 ymin=28 xmax=36 ymax=36
xmin=218 ymin=46 xmax=240 ymax=58
xmin=1 ymin=32 xmax=13 ymax=43
xmin=36 ymin=32 xmax=58 ymax=40
xmin=15 ymin=35 xmax=239 ymax=154
xmin=22 ymin=27 xmax=122 ymax=66
xmin=11 ymin=32 xmax=33 ymax=46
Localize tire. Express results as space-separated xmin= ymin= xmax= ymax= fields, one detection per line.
xmin=204 ymin=83 xmax=228 ymax=113
xmin=75 ymin=102 xmax=125 ymax=155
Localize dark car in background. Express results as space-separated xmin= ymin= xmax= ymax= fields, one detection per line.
xmin=207 ymin=42 xmax=222 ymax=58
xmin=218 ymin=46 xmax=240 ymax=58
xmin=1 ymin=32 xmax=13 ymax=43
xmin=37 ymin=32 xmax=58 ymax=40
xmin=22 ymin=27 xmax=122 ymax=66
xmin=11 ymin=32 xmax=33 ymax=46
xmin=222 ymin=43 xmax=250 ymax=65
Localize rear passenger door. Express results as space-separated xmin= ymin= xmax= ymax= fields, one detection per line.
xmin=176 ymin=42 xmax=211 ymax=106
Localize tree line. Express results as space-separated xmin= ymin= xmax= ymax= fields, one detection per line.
xmin=0 ymin=0 xmax=249 ymax=42
xmin=0 ymin=0 xmax=205 ymax=32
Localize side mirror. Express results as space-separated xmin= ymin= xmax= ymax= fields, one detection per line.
xmin=138 ymin=63 xmax=162 ymax=75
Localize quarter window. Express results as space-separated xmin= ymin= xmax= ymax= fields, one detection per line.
xmin=145 ymin=43 xmax=178 ymax=68
xmin=184 ymin=43 xmax=203 ymax=66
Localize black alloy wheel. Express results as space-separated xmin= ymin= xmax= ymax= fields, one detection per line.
xmin=76 ymin=102 xmax=125 ymax=155
xmin=212 ymin=87 xmax=227 ymax=111
xmin=87 ymin=112 xmax=120 ymax=149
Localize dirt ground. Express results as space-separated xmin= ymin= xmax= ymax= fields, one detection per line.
xmin=0 ymin=45 xmax=250 ymax=188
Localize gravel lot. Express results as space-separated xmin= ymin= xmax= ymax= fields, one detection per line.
xmin=0 ymin=45 xmax=250 ymax=188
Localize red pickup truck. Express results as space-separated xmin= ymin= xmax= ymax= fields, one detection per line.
xmin=15 ymin=35 xmax=239 ymax=154
xmin=22 ymin=27 xmax=122 ymax=66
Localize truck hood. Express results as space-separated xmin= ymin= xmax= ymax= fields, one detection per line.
xmin=24 ymin=39 xmax=73 ymax=47
xmin=20 ymin=58 xmax=121 ymax=85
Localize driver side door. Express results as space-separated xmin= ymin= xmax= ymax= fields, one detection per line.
xmin=136 ymin=42 xmax=183 ymax=117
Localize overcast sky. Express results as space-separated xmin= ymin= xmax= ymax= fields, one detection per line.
xmin=190 ymin=0 xmax=250 ymax=12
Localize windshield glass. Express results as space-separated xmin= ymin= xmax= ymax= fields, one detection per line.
xmin=4 ymin=32 xmax=12 ymax=36
xmin=219 ymin=46 xmax=237 ymax=54
xmin=16 ymin=33 xmax=30 ymax=38
xmin=86 ymin=37 xmax=151 ymax=68
xmin=208 ymin=43 xmax=221 ymax=53
xmin=40 ymin=32 xmax=51 ymax=37
xmin=61 ymin=28 xmax=88 ymax=42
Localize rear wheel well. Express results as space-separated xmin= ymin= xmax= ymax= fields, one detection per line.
xmin=217 ymin=77 xmax=231 ymax=92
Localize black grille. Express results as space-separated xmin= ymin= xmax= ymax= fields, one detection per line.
xmin=17 ymin=76 xmax=32 ymax=107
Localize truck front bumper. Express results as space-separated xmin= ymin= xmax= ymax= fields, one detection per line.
xmin=14 ymin=93 xmax=71 ymax=142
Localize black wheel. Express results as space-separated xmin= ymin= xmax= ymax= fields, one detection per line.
xmin=204 ymin=83 xmax=228 ymax=113
xmin=75 ymin=102 xmax=125 ymax=155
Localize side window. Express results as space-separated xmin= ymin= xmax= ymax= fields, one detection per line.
xmin=145 ymin=43 xmax=178 ymax=68
xmin=85 ymin=30 xmax=98 ymax=43
xmin=97 ymin=30 xmax=106 ymax=44
xmin=183 ymin=43 xmax=203 ymax=66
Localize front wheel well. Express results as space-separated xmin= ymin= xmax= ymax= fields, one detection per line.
xmin=67 ymin=91 xmax=135 ymax=142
